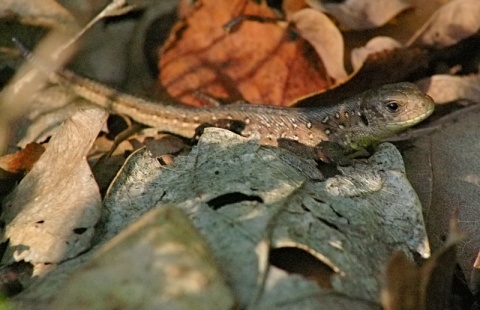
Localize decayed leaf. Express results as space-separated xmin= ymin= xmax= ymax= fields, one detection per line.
xmin=160 ymin=0 xmax=329 ymax=107
xmin=100 ymin=128 xmax=428 ymax=307
xmin=50 ymin=206 xmax=235 ymax=310
xmin=407 ymin=0 xmax=480 ymax=47
xmin=381 ymin=218 xmax=463 ymax=310
xmin=307 ymin=0 xmax=411 ymax=30
xmin=416 ymin=74 xmax=480 ymax=104
xmin=0 ymin=0 xmax=77 ymax=30
xmin=290 ymin=8 xmax=347 ymax=81
xmin=1 ymin=109 xmax=106 ymax=275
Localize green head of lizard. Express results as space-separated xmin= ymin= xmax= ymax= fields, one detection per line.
xmin=346 ymin=82 xmax=435 ymax=150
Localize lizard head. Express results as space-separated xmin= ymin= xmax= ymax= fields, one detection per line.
xmin=350 ymin=82 xmax=435 ymax=149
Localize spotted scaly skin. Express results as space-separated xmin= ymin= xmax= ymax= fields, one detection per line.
xmin=53 ymin=70 xmax=434 ymax=153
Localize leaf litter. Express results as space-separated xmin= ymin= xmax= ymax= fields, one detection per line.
xmin=1 ymin=0 xmax=480 ymax=308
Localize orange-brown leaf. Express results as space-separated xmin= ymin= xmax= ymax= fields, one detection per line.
xmin=0 ymin=143 xmax=45 ymax=174
xmin=159 ymin=0 xmax=330 ymax=107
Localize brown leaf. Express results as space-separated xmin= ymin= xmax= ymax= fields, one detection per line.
xmin=1 ymin=109 xmax=106 ymax=276
xmin=283 ymin=0 xmax=308 ymax=18
xmin=0 ymin=143 xmax=45 ymax=174
xmin=381 ymin=218 xmax=463 ymax=310
xmin=0 ymin=0 xmax=77 ymax=30
xmin=341 ymin=0 xmax=447 ymax=56
xmin=160 ymin=0 xmax=330 ymax=107
xmin=381 ymin=252 xmax=422 ymax=310
xmin=290 ymin=8 xmax=347 ymax=81
xmin=292 ymin=47 xmax=429 ymax=106
xmin=351 ymin=36 xmax=401 ymax=71
xmin=407 ymin=0 xmax=480 ymax=47
xmin=472 ymin=253 xmax=480 ymax=295
xmin=0 ymin=143 xmax=45 ymax=196
xmin=417 ymin=74 xmax=480 ymax=104
xmin=308 ymin=0 xmax=411 ymax=30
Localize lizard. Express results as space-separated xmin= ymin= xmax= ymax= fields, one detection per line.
xmin=14 ymin=40 xmax=435 ymax=162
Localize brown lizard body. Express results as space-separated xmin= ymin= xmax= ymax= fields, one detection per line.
xmin=14 ymin=39 xmax=435 ymax=157
xmin=54 ymin=70 xmax=435 ymax=153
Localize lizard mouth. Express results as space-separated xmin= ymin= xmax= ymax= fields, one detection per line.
xmin=387 ymin=99 xmax=435 ymax=129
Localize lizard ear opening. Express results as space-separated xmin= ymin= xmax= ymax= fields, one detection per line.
xmin=359 ymin=112 xmax=369 ymax=127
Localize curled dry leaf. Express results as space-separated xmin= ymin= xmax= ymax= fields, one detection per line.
xmin=160 ymin=0 xmax=329 ymax=107
xmin=351 ymin=36 xmax=401 ymax=71
xmin=407 ymin=0 xmax=480 ymax=47
xmin=0 ymin=31 xmax=78 ymax=152
xmin=416 ymin=74 xmax=480 ymax=104
xmin=307 ymin=0 xmax=411 ymax=30
xmin=282 ymin=0 xmax=308 ymax=19
xmin=0 ymin=0 xmax=77 ymax=30
xmin=1 ymin=109 xmax=106 ymax=276
xmin=290 ymin=8 xmax=347 ymax=82
xmin=381 ymin=218 xmax=463 ymax=310
xmin=293 ymin=47 xmax=428 ymax=107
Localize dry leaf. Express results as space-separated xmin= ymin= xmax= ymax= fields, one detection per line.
xmin=293 ymin=47 xmax=428 ymax=106
xmin=160 ymin=0 xmax=329 ymax=107
xmin=381 ymin=218 xmax=463 ymax=310
xmin=0 ymin=0 xmax=77 ymax=30
xmin=99 ymin=128 xmax=428 ymax=307
xmin=381 ymin=252 xmax=422 ymax=310
xmin=283 ymin=0 xmax=308 ymax=18
xmin=472 ymin=253 xmax=480 ymax=295
xmin=351 ymin=36 xmax=401 ymax=71
xmin=407 ymin=0 xmax=480 ymax=47
xmin=416 ymin=74 xmax=480 ymax=104
xmin=403 ymin=106 xmax=480 ymax=294
xmin=1 ymin=109 xmax=106 ymax=276
xmin=340 ymin=0 xmax=447 ymax=60
xmin=290 ymin=8 xmax=347 ymax=81
xmin=0 ymin=143 xmax=45 ymax=195
xmin=0 ymin=143 xmax=44 ymax=174
xmin=308 ymin=0 xmax=411 ymax=30
xmin=50 ymin=206 xmax=235 ymax=310
xmin=0 ymin=31 xmax=77 ymax=152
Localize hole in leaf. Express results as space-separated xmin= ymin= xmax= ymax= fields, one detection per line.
xmin=73 ymin=227 xmax=87 ymax=235
xmin=207 ymin=192 xmax=263 ymax=210
xmin=269 ymin=247 xmax=335 ymax=289
xmin=0 ymin=260 xmax=33 ymax=297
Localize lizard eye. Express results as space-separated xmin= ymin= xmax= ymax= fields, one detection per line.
xmin=384 ymin=101 xmax=400 ymax=113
